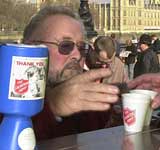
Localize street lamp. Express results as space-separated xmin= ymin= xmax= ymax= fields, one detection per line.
xmin=79 ymin=0 xmax=98 ymax=40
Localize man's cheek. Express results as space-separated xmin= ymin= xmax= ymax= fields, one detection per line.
xmin=51 ymin=56 xmax=66 ymax=69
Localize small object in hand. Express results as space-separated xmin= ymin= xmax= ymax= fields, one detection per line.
xmin=113 ymin=82 xmax=130 ymax=94
xmin=90 ymin=61 xmax=110 ymax=69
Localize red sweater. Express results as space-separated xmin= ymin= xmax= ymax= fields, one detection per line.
xmin=32 ymin=102 xmax=123 ymax=141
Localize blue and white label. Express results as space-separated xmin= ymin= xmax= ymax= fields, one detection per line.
xmin=9 ymin=56 xmax=48 ymax=100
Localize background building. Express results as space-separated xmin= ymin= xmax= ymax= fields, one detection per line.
xmin=35 ymin=0 xmax=160 ymax=39
xmin=89 ymin=0 xmax=160 ymax=38
xmin=1 ymin=0 xmax=160 ymax=42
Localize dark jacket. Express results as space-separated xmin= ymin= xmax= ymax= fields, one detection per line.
xmin=125 ymin=44 xmax=137 ymax=64
xmin=152 ymin=39 xmax=160 ymax=53
xmin=134 ymin=48 xmax=159 ymax=78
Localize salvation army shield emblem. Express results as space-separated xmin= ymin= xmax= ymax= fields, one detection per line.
xmin=123 ymin=107 xmax=136 ymax=126
xmin=14 ymin=79 xmax=29 ymax=94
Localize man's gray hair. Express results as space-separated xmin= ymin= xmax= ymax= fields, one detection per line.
xmin=23 ymin=5 xmax=85 ymax=42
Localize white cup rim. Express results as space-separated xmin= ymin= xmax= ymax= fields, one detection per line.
xmin=130 ymin=89 xmax=157 ymax=99
xmin=122 ymin=93 xmax=151 ymax=103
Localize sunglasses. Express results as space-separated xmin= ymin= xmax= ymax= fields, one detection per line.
xmin=32 ymin=40 xmax=93 ymax=57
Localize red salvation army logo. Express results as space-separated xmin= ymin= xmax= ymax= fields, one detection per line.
xmin=14 ymin=79 xmax=29 ymax=94
xmin=123 ymin=107 xmax=136 ymax=126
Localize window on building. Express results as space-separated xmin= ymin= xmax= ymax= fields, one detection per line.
xmin=101 ymin=4 xmax=105 ymax=29
xmin=118 ymin=10 xmax=120 ymax=17
xmin=138 ymin=11 xmax=141 ymax=17
xmin=117 ymin=19 xmax=120 ymax=27
xmin=113 ymin=19 xmax=116 ymax=29
xmin=138 ymin=20 xmax=141 ymax=25
xmin=133 ymin=11 xmax=136 ymax=17
xmin=138 ymin=1 xmax=141 ymax=5
xmin=113 ymin=0 xmax=116 ymax=5
xmin=113 ymin=10 xmax=115 ymax=17
xmin=129 ymin=0 xmax=136 ymax=5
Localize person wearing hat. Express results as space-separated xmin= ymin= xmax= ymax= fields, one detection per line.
xmin=134 ymin=34 xmax=159 ymax=78
xmin=151 ymin=34 xmax=160 ymax=53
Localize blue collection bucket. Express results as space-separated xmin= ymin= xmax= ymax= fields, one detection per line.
xmin=0 ymin=43 xmax=48 ymax=150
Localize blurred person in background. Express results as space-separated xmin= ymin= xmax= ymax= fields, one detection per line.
xmin=134 ymin=34 xmax=159 ymax=78
xmin=89 ymin=36 xmax=129 ymax=116
xmin=85 ymin=35 xmax=128 ymax=124
xmin=151 ymin=34 xmax=160 ymax=53
xmin=110 ymin=33 xmax=121 ymax=57
xmin=151 ymin=34 xmax=160 ymax=66
xmin=86 ymin=36 xmax=128 ymax=83
xmin=124 ymin=39 xmax=137 ymax=80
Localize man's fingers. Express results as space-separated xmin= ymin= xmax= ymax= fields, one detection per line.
xmin=152 ymin=94 xmax=160 ymax=109
xmin=135 ymin=83 xmax=153 ymax=90
xmin=70 ymin=68 xmax=112 ymax=83
xmin=127 ymin=73 xmax=150 ymax=89
xmin=128 ymin=73 xmax=160 ymax=89
xmin=127 ymin=78 xmax=142 ymax=89
xmin=84 ymin=82 xmax=119 ymax=94
xmin=79 ymin=101 xmax=111 ymax=111
xmin=80 ymin=92 xmax=119 ymax=103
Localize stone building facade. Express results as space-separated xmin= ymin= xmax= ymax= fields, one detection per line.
xmin=35 ymin=0 xmax=160 ymax=37
xmin=89 ymin=0 xmax=160 ymax=35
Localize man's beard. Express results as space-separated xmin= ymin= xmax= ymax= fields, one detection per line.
xmin=47 ymin=59 xmax=83 ymax=88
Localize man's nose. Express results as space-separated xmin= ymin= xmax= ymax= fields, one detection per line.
xmin=70 ymin=45 xmax=81 ymax=60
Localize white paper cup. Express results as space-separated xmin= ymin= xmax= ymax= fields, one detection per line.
xmin=130 ymin=89 xmax=158 ymax=126
xmin=122 ymin=93 xmax=151 ymax=133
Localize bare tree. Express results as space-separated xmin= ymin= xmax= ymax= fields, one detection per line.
xmin=0 ymin=0 xmax=36 ymax=32
xmin=13 ymin=3 xmax=37 ymax=31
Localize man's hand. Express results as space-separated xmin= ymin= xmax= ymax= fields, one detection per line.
xmin=46 ymin=68 xmax=120 ymax=116
xmin=127 ymin=73 xmax=160 ymax=109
